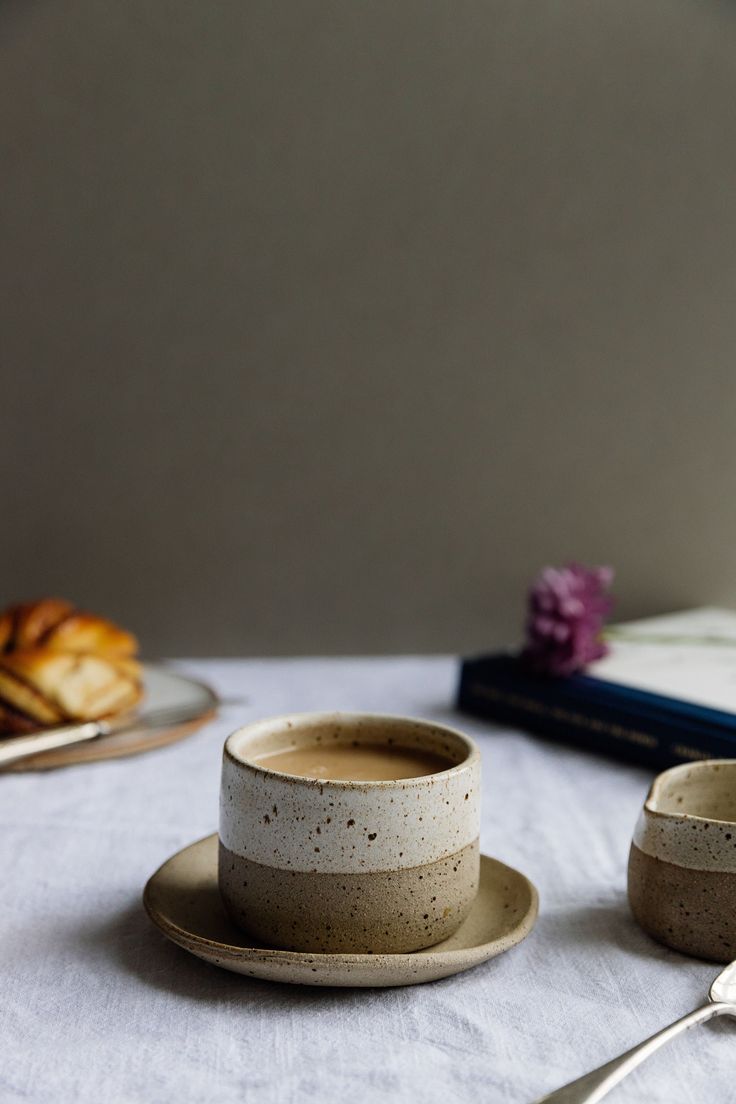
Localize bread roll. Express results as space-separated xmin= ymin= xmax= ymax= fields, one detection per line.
xmin=0 ymin=599 xmax=142 ymax=734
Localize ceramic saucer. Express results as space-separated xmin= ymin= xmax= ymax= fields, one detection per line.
xmin=143 ymin=835 xmax=539 ymax=987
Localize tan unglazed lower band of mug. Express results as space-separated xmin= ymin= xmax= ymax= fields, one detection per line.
xmin=628 ymin=842 xmax=736 ymax=961
xmin=219 ymin=838 xmax=480 ymax=953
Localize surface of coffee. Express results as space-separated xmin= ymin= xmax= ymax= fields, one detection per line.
xmin=254 ymin=742 xmax=454 ymax=781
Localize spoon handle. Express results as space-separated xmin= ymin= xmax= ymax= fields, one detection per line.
xmin=533 ymin=1001 xmax=734 ymax=1103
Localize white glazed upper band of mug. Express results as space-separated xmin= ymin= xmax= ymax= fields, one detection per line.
xmin=220 ymin=712 xmax=481 ymax=875
xmin=634 ymin=759 xmax=736 ymax=874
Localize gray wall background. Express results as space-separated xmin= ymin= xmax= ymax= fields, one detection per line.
xmin=3 ymin=1 xmax=736 ymax=656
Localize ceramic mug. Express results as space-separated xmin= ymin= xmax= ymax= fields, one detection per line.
xmin=218 ymin=711 xmax=482 ymax=953
xmin=628 ymin=759 xmax=736 ymax=961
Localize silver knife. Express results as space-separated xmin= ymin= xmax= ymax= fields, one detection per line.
xmin=0 ymin=702 xmax=216 ymax=769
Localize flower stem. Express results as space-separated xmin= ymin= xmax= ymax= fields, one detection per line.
xmin=604 ymin=628 xmax=736 ymax=648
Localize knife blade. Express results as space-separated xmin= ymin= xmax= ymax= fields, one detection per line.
xmin=0 ymin=701 xmax=216 ymax=769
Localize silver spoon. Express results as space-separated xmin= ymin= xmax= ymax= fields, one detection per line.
xmin=534 ymin=959 xmax=736 ymax=1103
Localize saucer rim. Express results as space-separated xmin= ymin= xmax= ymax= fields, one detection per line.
xmin=143 ymin=833 xmax=539 ymax=967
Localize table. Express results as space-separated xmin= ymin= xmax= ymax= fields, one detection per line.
xmin=3 ymin=658 xmax=732 ymax=1103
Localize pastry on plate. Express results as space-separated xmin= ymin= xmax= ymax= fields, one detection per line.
xmin=0 ymin=599 xmax=143 ymax=735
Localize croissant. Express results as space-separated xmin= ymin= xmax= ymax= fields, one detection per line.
xmin=0 ymin=599 xmax=143 ymax=735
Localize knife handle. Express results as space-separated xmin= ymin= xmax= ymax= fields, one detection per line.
xmin=0 ymin=720 xmax=108 ymax=767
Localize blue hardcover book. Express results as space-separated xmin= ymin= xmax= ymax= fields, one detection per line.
xmin=457 ymin=608 xmax=736 ymax=770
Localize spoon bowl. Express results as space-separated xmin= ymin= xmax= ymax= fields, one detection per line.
xmin=710 ymin=958 xmax=736 ymax=1005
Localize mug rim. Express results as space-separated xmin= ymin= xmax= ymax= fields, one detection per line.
xmin=645 ymin=758 xmax=736 ymax=826
xmin=224 ymin=710 xmax=480 ymax=789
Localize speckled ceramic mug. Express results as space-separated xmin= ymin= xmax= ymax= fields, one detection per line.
xmin=628 ymin=759 xmax=736 ymax=961
xmin=219 ymin=712 xmax=481 ymax=954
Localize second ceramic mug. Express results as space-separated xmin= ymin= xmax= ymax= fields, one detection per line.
xmin=628 ymin=759 xmax=736 ymax=961
xmin=219 ymin=711 xmax=481 ymax=953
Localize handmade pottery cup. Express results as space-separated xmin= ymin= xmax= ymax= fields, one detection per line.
xmin=628 ymin=759 xmax=736 ymax=961
xmin=219 ymin=712 xmax=481 ymax=954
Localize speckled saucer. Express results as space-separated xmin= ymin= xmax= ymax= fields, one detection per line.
xmin=143 ymin=835 xmax=539 ymax=987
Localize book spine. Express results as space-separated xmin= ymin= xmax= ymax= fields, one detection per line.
xmin=457 ymin=661 xmax=736 ymax=771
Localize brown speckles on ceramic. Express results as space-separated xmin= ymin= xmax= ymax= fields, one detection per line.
xmin=144 ymin=835 xmax=539 ymax=987
xmin=219 ymin=712 xmax=481 ymax=953
xmin=628 ymin=759 xmax=736 ymax=961
xmin=219 ymin=839 xmax=479 ymax=952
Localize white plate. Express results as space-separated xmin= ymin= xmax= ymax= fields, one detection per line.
xmin=2 ymin=664 xmax=217 ymax=772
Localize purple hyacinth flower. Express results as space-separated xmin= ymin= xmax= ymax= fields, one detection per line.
xmin=521 ymin=563 xmax=614 ymax=676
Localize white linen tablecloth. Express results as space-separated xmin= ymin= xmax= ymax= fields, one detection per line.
xmin=2 ymin=657 xmax=734 ymax=1104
